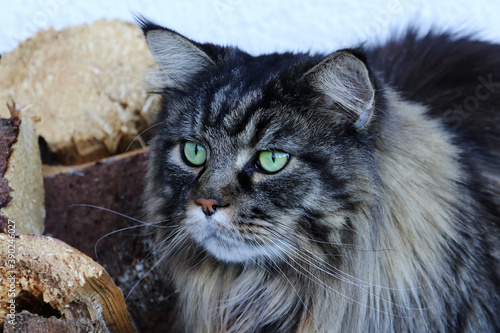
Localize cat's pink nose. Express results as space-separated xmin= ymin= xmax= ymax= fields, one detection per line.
xmin=196 ymin=198 xmax=222 ymax=216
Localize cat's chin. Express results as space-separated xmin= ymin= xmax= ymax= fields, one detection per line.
xmin=184 ymin=208 xmax=283 ymax=263
xmin=202 ymin=237 xmax=283 ymax=263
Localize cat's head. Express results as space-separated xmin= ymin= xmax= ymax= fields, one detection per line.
xmin=141 ymin=19 xmax=381 ymax=264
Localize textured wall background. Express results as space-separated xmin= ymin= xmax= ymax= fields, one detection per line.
xmin=1 ymin=0 xmax=500 ymax=55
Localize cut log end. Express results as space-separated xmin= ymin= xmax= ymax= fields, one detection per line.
xmin=0 ymin=234 xmax=136 ymax=333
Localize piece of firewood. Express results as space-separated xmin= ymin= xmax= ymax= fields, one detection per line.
xmin=0 ymin=234 xmax=135 ymax=332
xmin=3 ymin=311 xmax=108 ymax=333
xmin=43 ymin=147 xmax=148 ymax=258
xmin=0 ymin=102 xmax=44 ymax=234
xmin=42 ymin=147 xmax=176 ymax=332
xmin=0 ymin=19 xmax=160 ymax=165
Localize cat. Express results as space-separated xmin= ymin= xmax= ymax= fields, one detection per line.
xmin=139 ymin=17 xmax=500 ymax=333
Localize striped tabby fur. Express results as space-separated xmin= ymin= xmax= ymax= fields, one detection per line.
xmin=140 ymin=19 xmax=500 ymax=332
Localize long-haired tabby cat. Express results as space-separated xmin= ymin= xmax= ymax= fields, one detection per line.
xmin=139 ymin=18 xmax=500 ymax=332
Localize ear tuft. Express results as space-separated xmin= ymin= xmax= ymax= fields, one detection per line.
xmin=305 ymin=51 xmax=376 ymax=129
xmin=137 ymin=17 xmax=215 ymax=91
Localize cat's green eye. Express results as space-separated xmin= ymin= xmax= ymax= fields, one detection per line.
xmin=258 ymin=151 xmax=289 ymax=173
xmin=183 ymin=141 xmax=207 ymax=166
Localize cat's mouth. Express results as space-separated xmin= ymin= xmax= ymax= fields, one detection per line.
xmin=184 ymin=206 xmax=282 ymax=263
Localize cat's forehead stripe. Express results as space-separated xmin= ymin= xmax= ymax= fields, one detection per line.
xmin=205 ymin=85 xmax=267 ymax=145
xmin=210 ymin=83 xmax=232 ymax=117
xmin=217 ymin=88 xmax=263 ymax=125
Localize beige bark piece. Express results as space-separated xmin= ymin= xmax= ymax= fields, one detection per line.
xmin=0 ymin=19 xmax=159 ymax=165
xmin=0 ymin=234 xmax=136 ymax=333
xmin=0 ymin=103 xmax=45 ymax=234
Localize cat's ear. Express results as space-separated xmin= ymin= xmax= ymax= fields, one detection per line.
xmin=138 ymin=18 xmax=215 ymax=91
xmin=305 ymin=51 xmax=376 ymax=129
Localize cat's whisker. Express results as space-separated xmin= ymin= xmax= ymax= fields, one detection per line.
xmin=69 ymin=204 xmax=180 ymax=262
xmin=127 ymin=227 xmax=190 ymax=298
xmin=292 ymin=247 xmax=429 ymax=310
xmin=271 ymin=220 xmax=364 ymax=248
xmin=69 ymin=203 xmax=169 ymax=227
xmin=262 ymin=232 xmax=357 ymax=289
xmin=125 ymin=230 xmax=189 ymax=301
xmin=266 ymin=224 xmax=429 ymax=294
xmin=269 ymin=221 xmax=374 ymax=261
xmin=260 ymin=234 xmax=386 ymax=316
xmin=112 ymin=73 xmax=159 ymax=88
xmin=186 ymin=250 xmax=210 ymax=273
xmin=93 ymin=220 xmax=178 ymax=262
xmin=263 ymin=241 xmax=321 ymax=327
xmin=265 ymin=235 xmax=422 ymax=318
xmin=142 ymin=225 xmax=185 ymax=261
xmin=272 ymin=220 xmax=421 ymax=263
xmin=124 ymin=121 xmax=165 ymax=153
xmin=263 ymin=228 xmax=427 ymax=309
xmin=165 ymin=229 xmax=193 ymax=263
xmin=152 ymin=226 xmax=187 ymax=259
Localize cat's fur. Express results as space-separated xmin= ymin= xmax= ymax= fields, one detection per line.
xmin=140 ymin=18 xmax=500 ymax=332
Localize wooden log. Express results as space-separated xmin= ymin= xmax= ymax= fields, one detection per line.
xmin=0 ymin=234 xmax=136 ymax=332
xmin=0 ymin=19 xmax=160 ymax=165
xmin=4 ymin=311 xmax=108 ymax=333
xmin=43 ymin=147 xmax=176 ymax=332
xmin=0 ymin=102 xmax=44 ymax=234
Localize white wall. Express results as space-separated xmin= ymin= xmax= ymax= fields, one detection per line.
xmin=2 ymin=0 xmax=500 ymax=55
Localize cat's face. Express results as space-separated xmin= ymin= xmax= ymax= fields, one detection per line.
xmin=143 ymin=22 xmax=378 ymax=264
